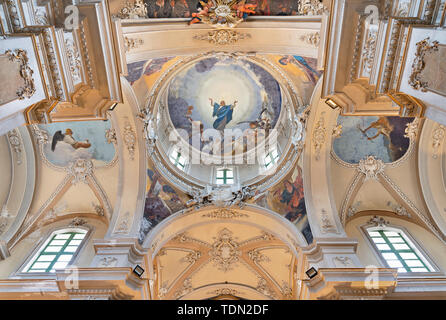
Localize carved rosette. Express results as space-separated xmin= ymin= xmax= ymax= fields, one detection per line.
xmin=357 ymin=156 xmax=385 ymax=180
xmin=5 ymin=49 xmax=36 ymax=100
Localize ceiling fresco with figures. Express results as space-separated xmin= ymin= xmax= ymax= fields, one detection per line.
xmin=135 ymin=52 xmax=320 ymax=245
xmin=139 ymin=0 xmax=317 ymax=18
xmin=167 ymin=56 xmax=282 ymax=150
xmin=332 ymin=116 xmax=415 ymax=164
xmin=39 ymin=121 xmax=116 ymax=167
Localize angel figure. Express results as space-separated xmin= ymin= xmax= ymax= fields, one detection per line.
xmin=232 ymin=0 xmax=257 ymax=19
xmin=51 ymin=129 xmax=91 ymax=151
xmin=189 ymin=0 xmax=212 ymax=24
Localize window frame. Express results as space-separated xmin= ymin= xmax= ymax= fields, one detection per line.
xmin=263 ymin=148 xmax=280 ymax=170
xmin=360 ymin=223 xmax=440 ymax=275
xmin=13 ymin=225 xmax=93 ymax=278
xmin=168 ymin=146 xmax=188 ymax=172
xmin=215 ymin=167 xmax=235 ymax=185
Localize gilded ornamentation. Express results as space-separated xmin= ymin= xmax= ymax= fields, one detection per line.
xmin=207 ymin=288 xmax=242 ymax=296
xmin=297 ymin=0 xmax=329 ymax=15
xmin=92 ymin=203 xmax=105 ymax=216
xmin=189 ymin=0 xmax=256 ymax=28
xmin=42 ymin=29 xmax=65 ymax=99
xmin=312 ymin=112 xmax=326 ymax=161
xmin=173 ymin=278 xmax=193 ymax=299
xmin=202 ymin=208 xmax=248 ymax=219
xmin=193 ymin=30 xmax=251 ymax=45
xmin=66 ymin=159 xmax=94 ymax=184
xmin=115 ymin=0 xmax=148 ymax=19
xmin=432 ymin=124 xmax=445 ymax=159
xmin=209 ymin=228 xmax=241 ymax=272
xmin=7 ymin=129 xmax=22 ymax=165
xmin=357 ymin=156 xmax=385 ymax=180
xmin=404 ymin=118 xmax=420 ymax=140
xmin=395 ymin=205 xmax=411 ymax=218
xmin=5 ymin=49 xmax=36 ymax=99
xmin=332 ymin=125 xmax=342 ymax=138
xmin=300 ymin=32 xmax=320 ymax=47
xmin=124 ymin=36 xmax=144 ymax=52
xmin=367 ymin=215 xmax=389 ymax=227
xmin=361 ymin=29 xmax=377 ymax=77
xmin=105 ymin=128 xmax=117 ymax=144
xmin=69 ymin=217 xmax=88 ymax=227
xmin=409 ymin=37 xmax=439 ymax=92
xmin=122 ymin=121 xmax=136 ymax=160
xmin=248 ymin=249 xmax=270 ymax=263
xmin=65 ymin=38 xmax=82 ymax=82
xmin=256 ymin=277 xmax=276 ymax=299
xmin=181 ymin=251 xmax=202 ymax=264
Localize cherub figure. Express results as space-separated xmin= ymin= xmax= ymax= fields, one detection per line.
xmin=232 ymin=0 xmax=257 ymax=19
xmin=189 ymin=0 xmax=212 ymax=24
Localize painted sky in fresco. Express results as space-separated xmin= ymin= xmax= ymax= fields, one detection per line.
xmin=168 ymin=57 xmax=281 ymax=133
xmin=40 ymin=120 xmax=115 ymax=167
xmin=333 ymin=116 xmax=414 ymax=164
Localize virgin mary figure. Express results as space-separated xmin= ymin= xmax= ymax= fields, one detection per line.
xmin=210 ymin=98 xmax=238 ymax=130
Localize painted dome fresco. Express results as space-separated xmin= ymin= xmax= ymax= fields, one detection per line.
xmin=167 ymin=56 xmax=282 ymax=150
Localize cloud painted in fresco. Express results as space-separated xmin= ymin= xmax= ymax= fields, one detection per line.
xmin=40 ymin=120 xmax=115 ymax=167
xmin=167 ymin=57 xmax=281 ymax=135
xmin=333 ymin=116 xmax=413 ymax=164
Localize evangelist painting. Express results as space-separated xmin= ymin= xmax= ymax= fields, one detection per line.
xmin=332 ymin=116 xmax=415 ymax=164
xmin=139 ymin=162 xmax=189 ymax=243
xmin=39 ymin=120 xmax=116 ymax=167
xmin=254 ymin=162 xmax=313 ymax=244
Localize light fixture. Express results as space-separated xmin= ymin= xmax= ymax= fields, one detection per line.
xmin=325 ymin=98 xmax=340 ymax=110
xmin=133 ymin=265 xmax=145 ymax=277
xmin=109 ymin=102 xmax=118 ymax=111
xmin=306 ymin=267 xmax=318 ymax=279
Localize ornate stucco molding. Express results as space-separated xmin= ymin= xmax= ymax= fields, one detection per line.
xmin=432 ymin=124 xmax=445 ymax=159
xmin=300 ymin=32 xmax=320 ymax=47
xmin=114 ymin=0 xmax=147 ymax=19
xmin=312 ymin=112 xmax=326 ymax=161
xmin=4 ymin=49 xmax=36 ymax=100
xmin=193 ymin=30 xmax=251 ymax=45
xmin=65 ymin=38 xmax=82 ymax=82
xmin=122 ymin=120 xmax=136 ymax=161
xmin=357 ymin=156 xmax=385 ymax=180
xmin=409 ymin=37 xmax=439 ymax=92
xmin=124 ymin=36 xmax=144 ymax=52
xmin=7 ymin=129 xmax=22 ymax=165
xmin=201 ymin=208 xmax=248 ymax=219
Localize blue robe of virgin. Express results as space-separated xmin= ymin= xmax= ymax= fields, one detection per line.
xmin=212 ymin=103 xmax=233 ymax=130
